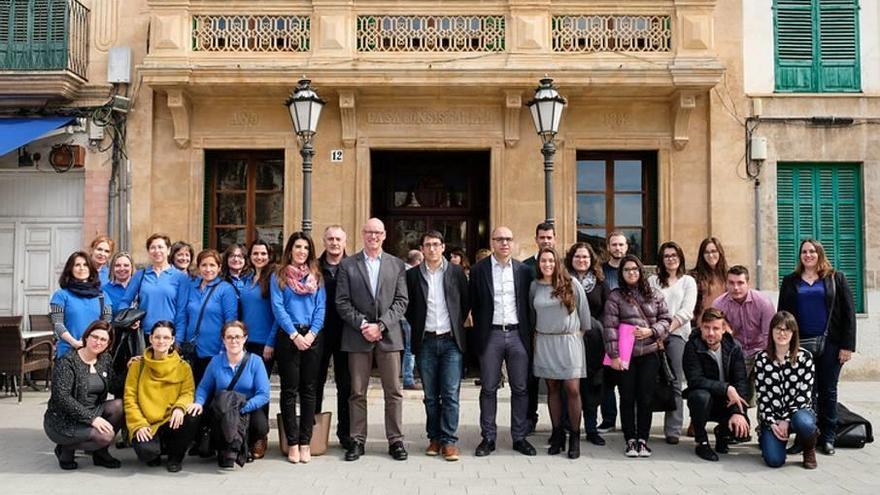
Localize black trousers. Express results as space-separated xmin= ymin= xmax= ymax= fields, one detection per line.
xmin=245 ymin=341 xmax=275 ymax=419
xmin=315 ymin=329 xmax=351 ymax=443
xmin=687 ymin=388 xmax=751 ymax=444
xmin=275 ymin=329 xmax=321 ymax=445
xmin=210 ymin=407 xmax=269 ymax=452
xmin=191 ymin=356 xmax=212 ymax=387
xmin=132 ymin=413 xmax=199 ymax=463
xmin=616 ymin=353 xmax=660 ymax=441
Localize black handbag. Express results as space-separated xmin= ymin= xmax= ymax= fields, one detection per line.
xmin=650 ymin=350 xmax=677 ymax=412
xmin=836 ymin=403 xmax=874 ymax=448
xmin=180 ymin=284 xmax=219 ymax=362
xmin=112 ymin=307 xmax=147 ymax=328
xmin=800 ymin=274 xmax=836 ymax=358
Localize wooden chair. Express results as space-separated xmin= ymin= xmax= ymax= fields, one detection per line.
xmin=0 ymin=316 xmax=54 ymax=402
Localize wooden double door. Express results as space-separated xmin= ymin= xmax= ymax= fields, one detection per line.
xmin=371 ymin=150 xmax=490 ymax=262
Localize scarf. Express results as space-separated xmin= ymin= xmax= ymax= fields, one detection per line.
xmin=578 ymin=272 xmax=597 ymax=294
xmin=286 ymin=264 xmax=318 ymax=295
xmin=67 ymin=279 xmax=102 ymax=298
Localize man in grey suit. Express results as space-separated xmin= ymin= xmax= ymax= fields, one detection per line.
xmin=336 ymin=218 xmax=409 ymax=461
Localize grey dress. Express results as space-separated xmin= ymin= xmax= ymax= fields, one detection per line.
xmin=529 ymin=278 xmax=591 ymax=380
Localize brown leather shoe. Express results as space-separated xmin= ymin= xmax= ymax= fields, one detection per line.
xmin=686 ymin=422 xmax=695 ymax=438
xmin=252 ymin=436 xmax=267 ymax=460
xmin=441 ymin=444 xmax=460 ymax=462
xmin=425 ymin=440 xmax=441 ymax=456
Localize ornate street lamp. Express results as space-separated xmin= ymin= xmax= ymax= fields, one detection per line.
xmin=526 ymin=77 xmax=566 ymax=225
xmin=285 ymin=78 xmax=325 ymax=235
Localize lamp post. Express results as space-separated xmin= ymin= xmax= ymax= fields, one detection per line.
xmin=285 ymin=78 xmax=325 ymax=235
xmin=526 ymin=77 xmax=566 ymax=225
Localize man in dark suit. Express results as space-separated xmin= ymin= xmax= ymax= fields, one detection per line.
xmin=405 ymin=230 xmax=470 ymax=462
xmin=315 ymin=225 xmax=351 ymax=450
xmin=336 ymin=218 xmax=409 ymax=461
xmin=470 ymin=226 xmax=536 ymax=456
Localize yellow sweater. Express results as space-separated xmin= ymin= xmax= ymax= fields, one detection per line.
xmin=124 ymin=348 xmax=194 ymax=441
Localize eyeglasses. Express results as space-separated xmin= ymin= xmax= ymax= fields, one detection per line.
xmin=87 ymin=334 xmax=110 ymax=343
xmin=663 ymin=254 xmax=679 ymax=259
xmin=228 ymin=254 xmax=245 ymax=260
xmin=151 ymin=334 xmax=174 ymax=341
xmin=363 ymin=230 xmax=384 ymax=237
xmin=422 ymin=242 xmax=443 ymax=249
xmin=772 ymin=326 xmax=794 ymax=334
xmin=623 ymin=267 xmax=640 ymax=273
xmin=492 ymin=237 xmax=513 ymax=244
xmin=224 ymin=335 xmax=246 ymax=342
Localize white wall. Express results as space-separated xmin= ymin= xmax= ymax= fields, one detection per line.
xmin=743 ymin=0 xmax=879 ymax=95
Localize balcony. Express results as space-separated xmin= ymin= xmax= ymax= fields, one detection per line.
xmin=142 ymin=1 xmax=720 ymax=92
xmin=0 ymin=0 xmax=90 ymax=106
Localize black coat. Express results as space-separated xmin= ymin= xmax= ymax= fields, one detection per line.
xmin=778 ymin=271 xmax=857 ymax=351
xmin=319 ymin=252 xmax=346 ymax=351
xmin=683 ymin=332 xmax=748 ymax=416
xmin=405 ymin=261 xmax=470 ymax=355
xmin=44 ymin=351 xmax=118 ymax=438
xmin=468 ymin=256 xmax=534 ymax=355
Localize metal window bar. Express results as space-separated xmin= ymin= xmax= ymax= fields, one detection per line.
xmin=552 ymin=15 xmax=671 ymax=53
xmin=357 ymin=15 xmax=505 ymax=52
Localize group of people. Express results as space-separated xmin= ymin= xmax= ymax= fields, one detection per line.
xmin=42 ymin=220 xmax=856 ymax=472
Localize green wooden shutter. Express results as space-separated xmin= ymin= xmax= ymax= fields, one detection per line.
xmin=818 ymin=0 xmax=860 ymax=91
xmin=777 ymin=163 xmax=864 ymax=312
xmin=774 ymin=0 xmax=816 ymax=91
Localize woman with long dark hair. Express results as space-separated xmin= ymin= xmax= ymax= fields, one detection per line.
xmin=270 ymin=232 xmax=326 ymax=464
xmin=222 ymin=243 xmax=249 ymax=292
xmin=238 ymin=239 xmax=277 ymax=459
xmin=124 ymin=321 xmax=198 ymax=472
xmin=603 ymin=254 xmax=672 ymax=458
xmin=50 ymin=251 xmax=113 ymax=358
xmin=648 ymin=241 xmax=697 ymax=445
xmin=564 ymin=242 xmax=609 ymax=446
xmin=778 ymin=239 xmax=856 ymax=456
xmin=530 ymin=247 xmax=590 ymax=459
xmin=44 ymin=321 xmax=122 ymax=470
xmin=690 ymin=237 xmax=728 ymax=325
xmin=755 ymin=311 xmax=818 ymax=469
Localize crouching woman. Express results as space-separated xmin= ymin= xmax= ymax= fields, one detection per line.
xmin=186 ymin=320 xmax=270 ymax=469
xmin=124 ymin=320 xmax=198 ymax=472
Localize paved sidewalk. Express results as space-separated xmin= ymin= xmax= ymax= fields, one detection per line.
xmin=1 ymin=379 xmax=877 ymax=494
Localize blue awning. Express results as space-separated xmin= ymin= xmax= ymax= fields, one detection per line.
xmin=0 ymin=117 xmax=77 ymax=157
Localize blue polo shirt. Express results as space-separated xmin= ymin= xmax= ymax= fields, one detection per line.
xmin=194 ymin=351 xmax=270 ymax=413
xmin=269 ymin=272 xmax=326 ymax=337
xmin=50 ymin=288 xmax=113 ymax=358
xmin=239 ymin=273 xmax=278 ymax=347
xmin=176 ymin=277 xmax=238 ymax=358
xmin=101 ymin=280 xmax=128 ymax=316
xmin=98 ymin=265 xmax=111 ymax=285
xmin=121 ymin=266 xmax=190 ymax=335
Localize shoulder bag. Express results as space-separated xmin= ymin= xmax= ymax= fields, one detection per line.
xmin=800 ymin=274 xmax=835 ymax=358
xmin=179 ymin=284 xmax=219 ymax=363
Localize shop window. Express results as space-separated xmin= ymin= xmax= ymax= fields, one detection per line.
xmin=576 ymin=151 xmax=658 ymax=264
xmin=774 ymin=0 xmax=860 ymax=92
xmin=777 ymin=162 xmax=864 ymax=311
xmin=205 ymin=150 xmax=285 ymax=254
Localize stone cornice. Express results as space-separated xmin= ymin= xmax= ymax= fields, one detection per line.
xmin=0 ymin=72 xmax=87 ymax=108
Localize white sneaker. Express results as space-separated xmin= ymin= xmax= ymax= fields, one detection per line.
xmin=625 ymin=439 xmax=639 ymax=458
xmin=638 ymin=439 xmax=652 ymax=458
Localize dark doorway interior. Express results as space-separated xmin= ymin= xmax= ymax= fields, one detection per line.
xmin=371 ymin=150 xmax=490 ymax=263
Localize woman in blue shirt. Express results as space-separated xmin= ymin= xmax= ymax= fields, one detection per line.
xmin=101 ymin=251 xmax=134 ymax=316
xmin=176 ymin=249 xmax=238 ymax=383
xmin=270 ymin=232 xmax=326 ymax=464
xmin=121 ymin=233 xmax=191 ymax=338
xmin=170 ymin=240 xmax=196 ymax=279
xmin=187 ymin=321 xmax=270 ymax=469
xmin=778 ymin=239 xmax=856 ymax=456
xmin=89 ymin=235 xmax=115 ymax=286
xmin=222 ymin=243 xmax=248 ymax=294
xmin=50 ymin=251 xmax=113 ymax=358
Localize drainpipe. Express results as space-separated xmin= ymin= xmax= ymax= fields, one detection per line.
xmin=745 ymin=117 xmax=762 ymax=289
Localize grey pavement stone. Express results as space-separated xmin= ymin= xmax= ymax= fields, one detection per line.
xmin=1 ymin=380 xmax=878 ymax=493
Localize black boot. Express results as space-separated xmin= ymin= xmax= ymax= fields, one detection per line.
xmin=567 ymin=430 xmax=581 ymax=459
xmin=92 ymin=448 xmax=121 ymax=469
xmin=54 ymin=445 xmax=78 ymax=470
xmin=548 ymin=427 xmax=565 ymax=455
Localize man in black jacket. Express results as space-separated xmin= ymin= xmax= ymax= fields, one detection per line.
xmin=684 ymin=307 xmax=751 ymax=461
xmin=405 ymin=231 xmax=470 ymax=461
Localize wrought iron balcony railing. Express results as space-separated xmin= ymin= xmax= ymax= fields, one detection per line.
xmin=0 ymin=0 xmax=90 ymax=79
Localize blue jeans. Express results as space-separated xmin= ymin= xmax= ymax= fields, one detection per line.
xmin=759 ymin=409 xmax=818 ymax=467
xmin=402 ymin=319 xmax=415 ymax=386
xmin=418 ymin=333 xmax=463 ymax=445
